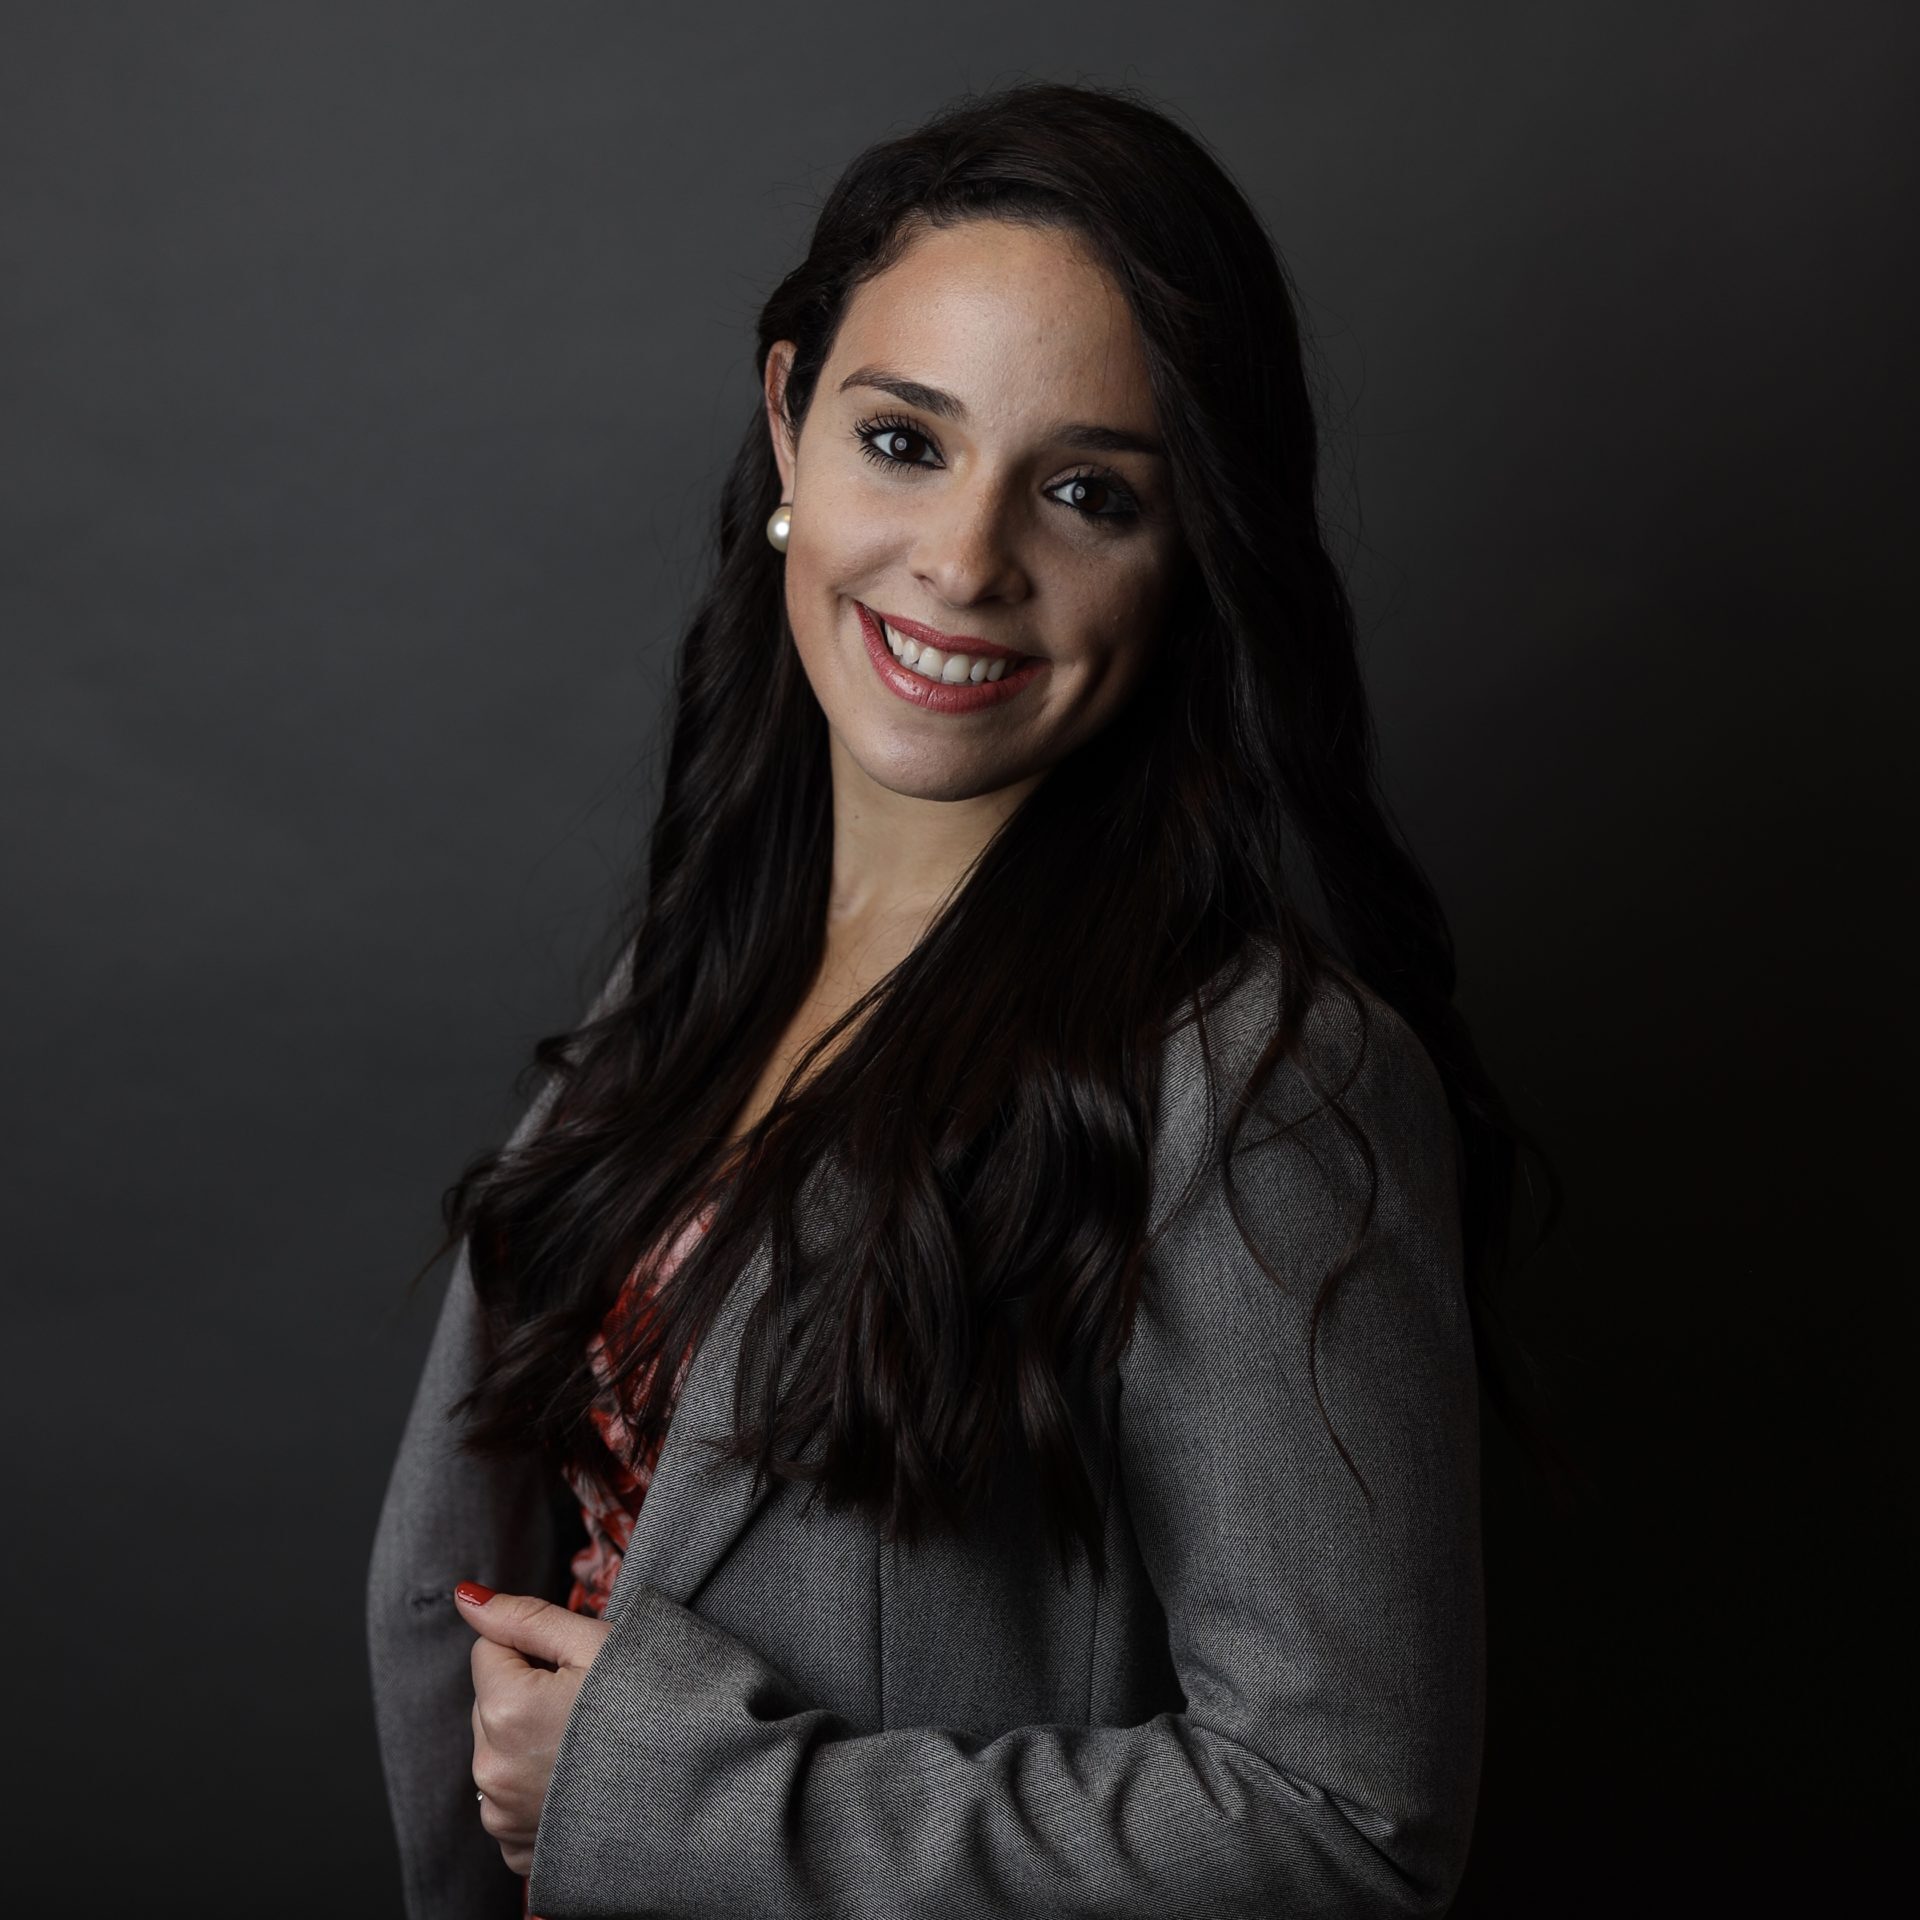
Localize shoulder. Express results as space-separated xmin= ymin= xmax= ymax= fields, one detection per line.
xmin=1150 ymin=942 xmax=1458 ymax=1231
xmin=1156 ymin=940 xmax=1449 ymax=1133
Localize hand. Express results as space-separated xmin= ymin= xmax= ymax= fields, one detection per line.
xmin=455 ymin=1580 xmax=613 ymax=1879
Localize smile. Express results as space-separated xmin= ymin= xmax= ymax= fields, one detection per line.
xmin=854 ymin=603 xmax=1045 ymax=714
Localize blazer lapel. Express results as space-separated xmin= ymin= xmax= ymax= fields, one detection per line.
xmin=600 ymin=1152 xmax=847 ymax=1629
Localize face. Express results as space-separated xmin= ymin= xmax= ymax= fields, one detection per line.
xmin=763 ymin=217 xmax=1185 ymax=805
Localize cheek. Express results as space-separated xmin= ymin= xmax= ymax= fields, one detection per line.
xmin=793 ymin=470 xmax=901 ymax=585
xmin=1098 ymin=541 xmax=1184 ymax=659
xmin=1081 ymin=581 xmax=1167 ymax=676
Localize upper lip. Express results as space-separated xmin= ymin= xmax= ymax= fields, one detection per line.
xmin=866 ymin=606 xmax=1033 ymax=661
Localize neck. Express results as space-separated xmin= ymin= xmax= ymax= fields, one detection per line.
xmin=821 ymin=730 xmax=1040 ymax=951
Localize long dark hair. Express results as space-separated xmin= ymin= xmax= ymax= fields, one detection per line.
xmin=423 ymin=80 xmax=1569 ymax=1583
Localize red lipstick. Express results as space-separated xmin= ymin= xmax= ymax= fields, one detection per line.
xmin=870 ymin=610 xmax=1030 ymax=662
xmin=855 ymin=602 xmax=1044 ymax=714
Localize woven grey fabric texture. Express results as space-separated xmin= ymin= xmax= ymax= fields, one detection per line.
xmin=366 ymin=947 xmax=1484 ymax=1918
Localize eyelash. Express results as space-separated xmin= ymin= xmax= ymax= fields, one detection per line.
xmin=851 ymin=412 xmax=1144 ymax=528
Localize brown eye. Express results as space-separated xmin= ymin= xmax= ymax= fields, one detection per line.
xmin=854 ymin=416 xmax=939 ymax=469
xmin=1046 ymin=471 xmax=1140 ymax=523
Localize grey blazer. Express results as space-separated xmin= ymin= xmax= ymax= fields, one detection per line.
xmin=365 ymin=947 xmax=1485 ymax=1918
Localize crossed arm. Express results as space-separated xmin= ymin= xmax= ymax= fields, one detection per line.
xmin=525 ymin=1004 xmax=1485 ymax=1919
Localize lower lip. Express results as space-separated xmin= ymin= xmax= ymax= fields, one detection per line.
xmin=855 ymin=602 xmax=1044 ymax=714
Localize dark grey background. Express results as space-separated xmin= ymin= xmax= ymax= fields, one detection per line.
xmin=5 ymin=2 xmax=1912 ymax=1911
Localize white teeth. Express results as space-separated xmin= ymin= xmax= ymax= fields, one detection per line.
xmin=877 ymin=613 xmax=1022 ymax=687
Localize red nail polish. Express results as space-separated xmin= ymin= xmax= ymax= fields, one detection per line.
xmin=455 ymin=1580 xmax=496 ymax=1607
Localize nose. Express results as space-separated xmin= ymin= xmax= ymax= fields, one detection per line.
xmin=908 ymin=473 xmax=1032 ymax=611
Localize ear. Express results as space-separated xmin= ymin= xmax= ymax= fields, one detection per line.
xmin=763 ymin=340 xmax=799 ymax=498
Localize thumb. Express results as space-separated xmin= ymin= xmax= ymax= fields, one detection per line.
xmin=454 ymin=1581 xmax=604 ymax=1669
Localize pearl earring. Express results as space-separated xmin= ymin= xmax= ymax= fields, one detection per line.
xmin=765 ymin=502 xmax=792 ymax=553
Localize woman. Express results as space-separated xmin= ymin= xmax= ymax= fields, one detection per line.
xmin=367 ymin=79 xmax=1552 ymax=1920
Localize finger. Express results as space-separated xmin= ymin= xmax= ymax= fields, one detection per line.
xmin=473 ymin=1747 xmax=539 ymax=1831
xmin=455 ymin=1583 xmax=606 ymax=1670
xmin=471 ymin=1633 xmax=536 ymax=1690
xmin=477 ymin=1790 xmax=535 ymax=1844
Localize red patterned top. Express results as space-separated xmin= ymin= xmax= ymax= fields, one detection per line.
xmin=562 ymin=1198 xmax=717 ymax=1617
xmin=519 ymin=1194 xmax=717 ymax=1919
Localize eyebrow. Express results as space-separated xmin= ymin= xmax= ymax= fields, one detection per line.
xmin=836 ymin=365 xmax=1166 ymax=459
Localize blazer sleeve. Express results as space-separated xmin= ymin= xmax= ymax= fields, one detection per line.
xmin=524 ymin=995 xmax=1486 ymax=1920
xmin=366 ymin=939 xmax=638 ymax=1920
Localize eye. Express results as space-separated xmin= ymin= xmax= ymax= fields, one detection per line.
xmin=853 ymin=414 xmax=940 ymax=470
xmin=1043 ymin=471 xmax=1140 ymax=522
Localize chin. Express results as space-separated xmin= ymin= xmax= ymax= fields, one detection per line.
xmin=851 ymin=735 xmax=1030 ymax=805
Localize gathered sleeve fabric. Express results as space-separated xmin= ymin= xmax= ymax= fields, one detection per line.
xmin=526 ymin=996 xmax=1485 ymax=1919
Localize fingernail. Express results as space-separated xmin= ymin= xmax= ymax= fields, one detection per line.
xmin=455 ymin=1580 xmax=496 ymax=1607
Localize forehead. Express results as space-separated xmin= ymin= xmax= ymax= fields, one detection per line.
xmin=827 ymin=218 xmax=1155 ymax=429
